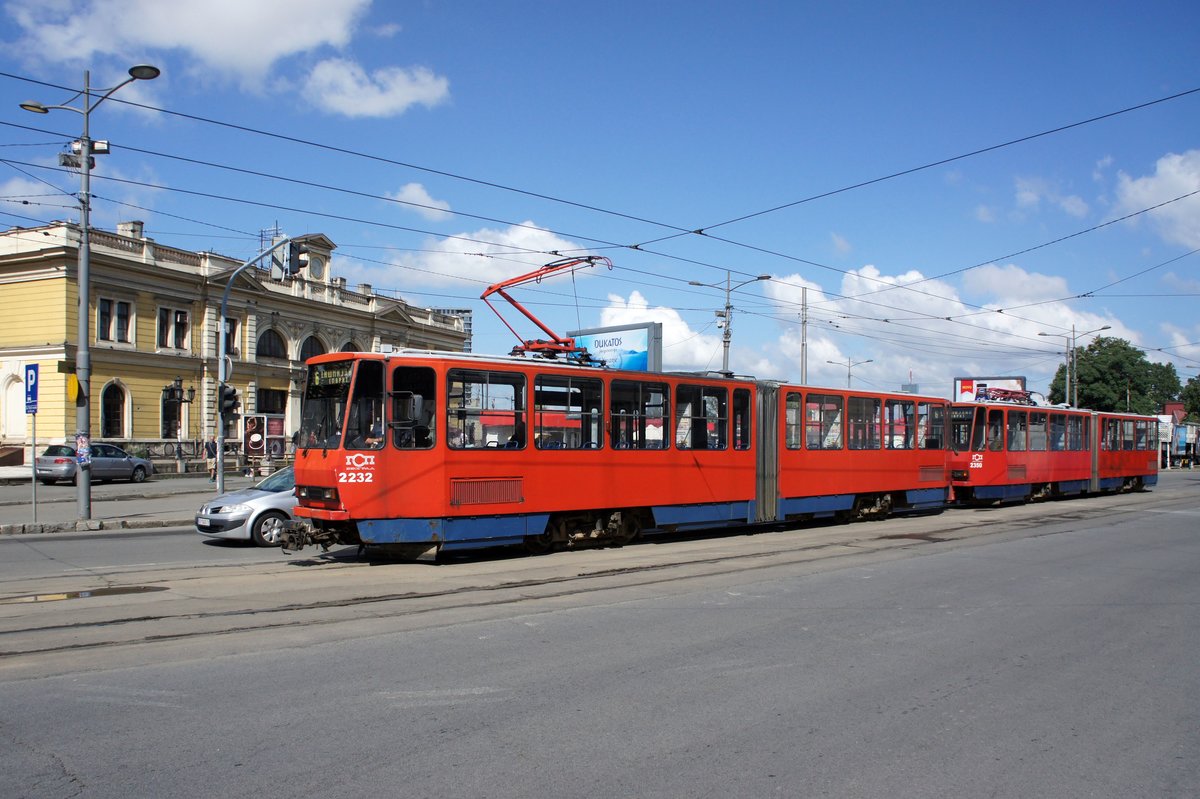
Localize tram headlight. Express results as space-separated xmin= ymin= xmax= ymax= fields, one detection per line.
xmin=297 ymin=485 xmax=340 ymax=502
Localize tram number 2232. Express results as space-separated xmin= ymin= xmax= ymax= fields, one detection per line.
xmin=338 ymin=453 xmax=377 ymax=483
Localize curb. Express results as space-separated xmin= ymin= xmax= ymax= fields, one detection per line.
xmin=0 ymin=518 xmax=194 ymax=536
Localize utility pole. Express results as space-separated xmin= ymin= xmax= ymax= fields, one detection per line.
xmin=800 ymin=286 xmax=808 ymax=384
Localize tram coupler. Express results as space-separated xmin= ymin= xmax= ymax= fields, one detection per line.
xmin=279 ymin=520 xmax=341 ymax=553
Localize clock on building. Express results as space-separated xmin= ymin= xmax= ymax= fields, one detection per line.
xmin=307 ymin=254 xmax=326 ymax=280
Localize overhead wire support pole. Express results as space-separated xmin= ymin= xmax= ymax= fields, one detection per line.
xmin=216 ymin=234 xmax=316 ymax=494
xmin=688 ymin=270 xmax=771 ymax=377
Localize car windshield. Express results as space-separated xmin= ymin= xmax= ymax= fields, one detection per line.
xmin=253 ymin=466 xmax=294 ymax=493
xmin=42 ymin=445 xmax=74 ymax=457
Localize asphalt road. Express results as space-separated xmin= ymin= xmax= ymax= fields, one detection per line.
xmin=0 ymin=473 xmax=1197 ymax=798
xmin=0 ymin=473 xmax=263 ymax=532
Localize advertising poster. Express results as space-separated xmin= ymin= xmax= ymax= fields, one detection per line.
xmin=569 ymin=322 xmax=663 ymax=372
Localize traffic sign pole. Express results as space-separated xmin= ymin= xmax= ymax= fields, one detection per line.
xmin=25 ymin=364 xmax=38 ymax=524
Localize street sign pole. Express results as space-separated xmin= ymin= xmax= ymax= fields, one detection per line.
xmin=25 ymin=364 xmax=38 ymax=524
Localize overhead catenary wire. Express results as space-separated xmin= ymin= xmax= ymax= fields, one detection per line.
xmin=3 ymin=70 xmax=1196 ymax=374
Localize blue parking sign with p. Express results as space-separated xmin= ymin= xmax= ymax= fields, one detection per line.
xmin=25 ymin=364 xmax=38 ymax=414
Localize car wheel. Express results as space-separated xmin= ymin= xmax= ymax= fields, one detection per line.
xmin=251 ymin=511 xmax=288 ymax=547
xmin=40 ymin=479 xmax=55 ymax=486
xmin=69 ymin=474 xmax=77 ymax=486
xmin=131 ymin=466 xmax=147 ymax=483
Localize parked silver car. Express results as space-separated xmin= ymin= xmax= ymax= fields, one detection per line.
xmin=35 ymin=443 xmax=154 ymax=486
xmin=195 ymin=466 xmax=297 ymax=546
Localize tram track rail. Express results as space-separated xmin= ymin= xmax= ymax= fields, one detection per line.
xmin=0 ymin=486 xmax=1177 ymax=678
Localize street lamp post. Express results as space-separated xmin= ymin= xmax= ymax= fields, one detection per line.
xmin=1040 ymin=324 xmax=1110 ymax=406
xmin=827 ymin=357 xmax=873 ymax=388
xmin=1070 ymin=324 xmax=1111 ymax=407
xmin=21 ymin=65 xmax=160 ymax=522
xmin=161 ymin=377 xmax=195 ymax=473
xmin=1038 ymin=331 xmax=1072 ymax=405
xmin=688 ymin=270 xmax=770 ymax=376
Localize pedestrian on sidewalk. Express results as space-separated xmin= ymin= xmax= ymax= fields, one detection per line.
xmin=205 ymin=436 xmax=218 ymax=482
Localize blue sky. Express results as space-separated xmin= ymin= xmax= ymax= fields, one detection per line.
xmin=1 ymin=0 xmax=1198 ymax=399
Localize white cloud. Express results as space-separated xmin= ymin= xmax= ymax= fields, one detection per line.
xmin=961 ymin=263 xmax=1069 ymax=304
xmin=0 ymin=176 xmax=74 ymax=217
xmin=387 ymin=183 xmax=452 ymax=222
xmin=760 ymin=264 xmax=1127 ymax=396
xmin=4 ymin=0 xmax=450 ymax=118
xmin=372 ymin=23 xmax=402 ymax=38
xmin=1014 ymin=176 xmax=1089 ymax=218
xmin=303 ymin=59 xmax=449 ymax=117
xmin=349 ymin=222 xmax=585 ymax=291
xmin=974 ymin=204 xmax=996 ymax=223
xmin=830 ymin=231 xmax=851 ymax=255
xmin=5 ymin=0 xmax=370 ymax=84
xmin=601 ymin=291 xmax=728 ymax=373
xmin=1114 ymin=149 xmax=1200 ymax=249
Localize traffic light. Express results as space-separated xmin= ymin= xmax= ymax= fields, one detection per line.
xmin=285 ymin=240 xmax=310 ymax=276
xmin=219 ymin=384 xmax=240 ymax=414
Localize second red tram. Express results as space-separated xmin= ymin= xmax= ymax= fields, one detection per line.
xmin=284 ymin=350 xmax=951 ymax=560
xmin=947 ymin=401 xmax=1159 ymax=502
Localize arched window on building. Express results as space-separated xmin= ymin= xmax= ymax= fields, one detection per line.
xmin=101 ymin=383 xmax=126 ymax=438
xmin=340 ymin=341 xmax=361 ymax=352
xmin=300 ymin=335 xmax=326 ymax=362
xmin=257 ymin=329 xmax=287 ymax=360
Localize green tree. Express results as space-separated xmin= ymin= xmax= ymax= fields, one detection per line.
xmin=1182 ymin=376 xmax=1200 ymax=420
xmin=1071 ymin=337 xmax=1180 ymax=414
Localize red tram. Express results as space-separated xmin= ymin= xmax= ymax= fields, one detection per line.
xmin=283 ymin=350 xmax=951 ymax=560
xmin=947 ymin=401 xmax=1159 ymax=502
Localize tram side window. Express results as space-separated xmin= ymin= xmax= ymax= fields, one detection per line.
xmin=534 ymin=375 xmax=603 ymax=450
xmin=391 ymin=366 xmax=436 ymax=450
xmin=848 ymin=396 xmax=880 ymax=450
xmin=785 ymin=392 xmax=803 ymax=450
xmin=918 ymin=402 xmax=945 ymax=449
xmin=1122 ymin=420 xmax=1135 ymax=451
xmin=1007 ymin=411 xmax=1027 ymax=452
xmin=610 ymin=380 xmax=669 ymax=450
xmin=447 ymin=369 xmax=526 ymax=449
xmin=1134 ymin=420 xmax=1148 ymax=450
xmin=985 ymin=409 xmax=1004 ymax=451
xmin=1049 ymin=414 xmax=1067 ymax=451
xmin=806 ymin=393 xmax=843 ymax=450
xmin=885 ymin=399 xmax=914 ymax=450
xmin=1102 ymin=419 xmax=1120 ymax=451
xmin=345 ymin=360 xmax=385 ymax=450
xmin=676 ymin=384 xmax=727 ymax=450
xmin=733 ymin=388 xmax=751 ymax=450
xmin=1028 ymin=412 xmax=1048 ymax=451
xmin=1066 ymin=415 xmax=1085 ymax=451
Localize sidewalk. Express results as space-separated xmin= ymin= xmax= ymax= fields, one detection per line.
xmin=0 ymin=467 xmax=262 ymax=535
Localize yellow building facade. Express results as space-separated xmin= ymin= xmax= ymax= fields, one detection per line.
xmin=0 ymin=221 xmax=466 ymax=465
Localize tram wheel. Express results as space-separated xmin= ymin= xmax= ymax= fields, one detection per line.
xmin=611 ymin=513 xmax=642 ymax=547
xmin=524 ymin=529 xmax=556 ymax=555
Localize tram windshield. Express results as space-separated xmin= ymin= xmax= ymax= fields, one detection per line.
xmin=299 ymin=360 xmax=353 ymax=449
xmin=949 ymin=406 xmax=986 ymax=452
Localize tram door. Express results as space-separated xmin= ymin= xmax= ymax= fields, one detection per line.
xmin=755 ymin=382 xmax=779 ymax=523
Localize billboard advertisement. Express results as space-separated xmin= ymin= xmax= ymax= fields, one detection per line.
xmin=954 ymin=376 xmax=1027 ymax=402
xmin=568 ymin=322 xmax=663 ymax=372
